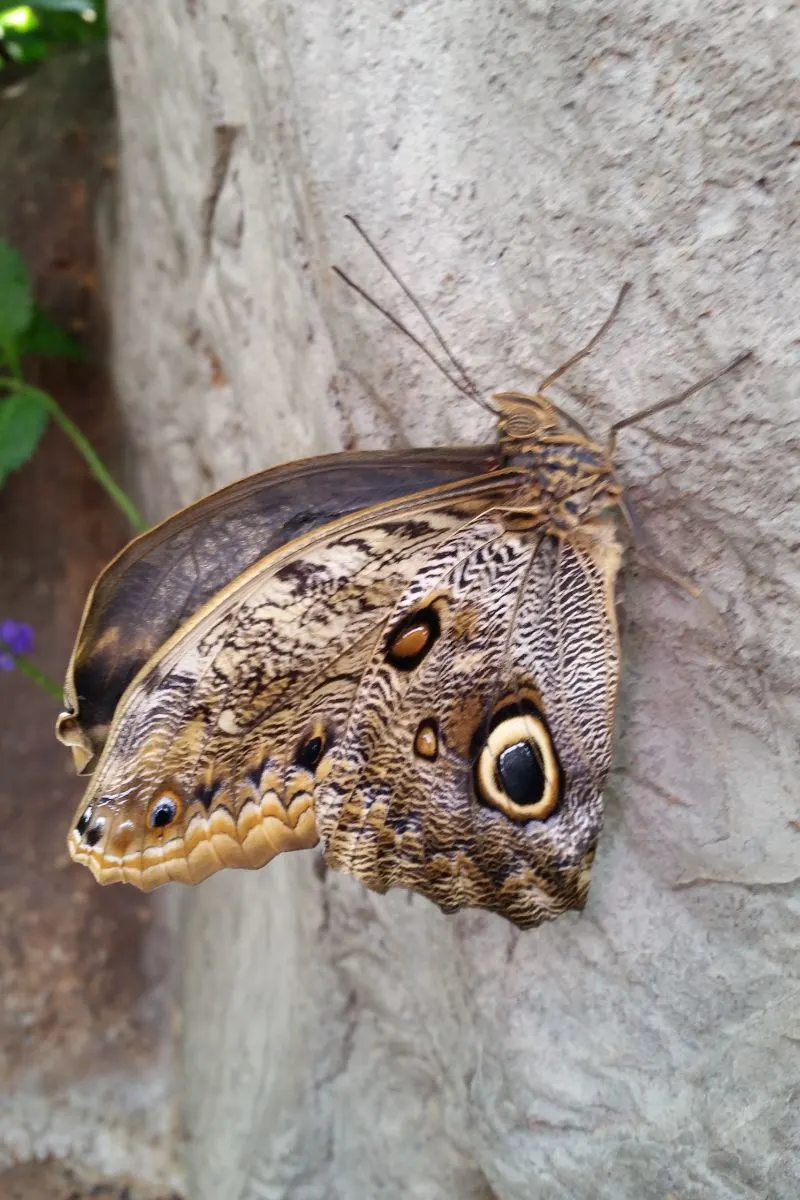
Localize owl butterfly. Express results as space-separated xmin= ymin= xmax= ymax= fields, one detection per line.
xmin=58 ymin=244 xmax=747 ymax=928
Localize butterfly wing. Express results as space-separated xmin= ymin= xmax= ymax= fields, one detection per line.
xmin=66 ymin=469 xmax=525 ymax=891
xmin=315 ymin=513 xmax=623 ymax=929
xmin=58 ymin=448 xmax=499 ymax=773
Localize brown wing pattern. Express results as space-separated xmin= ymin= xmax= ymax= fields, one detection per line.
xmin=58 ymin=449 xmax=499 ymax=774
xmin=316 ymin=513 xmax=621 ymax=928
xmin=63 ymin=389 xmax=628 ymax=929
xmin=66 ymin=476 xmax=523 ymax=891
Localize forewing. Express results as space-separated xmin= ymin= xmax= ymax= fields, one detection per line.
xmin=67 ymin=472 xmax=521 ymax=890
xmin=58 ymin=448 xmax=499 ymax=773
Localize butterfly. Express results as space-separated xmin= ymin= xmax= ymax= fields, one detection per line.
xmin=57 ymin=244 xmax=748 ymax=929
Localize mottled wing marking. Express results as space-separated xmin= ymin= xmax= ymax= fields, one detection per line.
xmin=316 ymin=515 xmax=621 ymax=928
xmin=65 ymin=387 xmax=628 ymax=927
xmin=58 ymin=448 xmax=500 ymax=773
xmin=549 ymin=524 xmax=621 ymax=789
xmin=68 ymin=482 xmax=522 ymax=890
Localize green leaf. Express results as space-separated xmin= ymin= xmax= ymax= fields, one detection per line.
xmin=0 ymin=5 xmax=106 ymax=67
xmin=0 ymin=240 xmax=33 ymax=347
xmin=0 ymin=32 xmax=49 ymax=64
xmin=0 ymin=389 xmax=49 ymax=486
xmin=27 ymin=1 xmax=95 ymax=12
xmin=0 ymin=7 xmax=38 ymax=30
xmin=19 ymin=306 xmax=85 ymax=360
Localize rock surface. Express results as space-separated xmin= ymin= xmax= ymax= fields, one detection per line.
xmin=106 ymin=2 xmax=798 ymax=1197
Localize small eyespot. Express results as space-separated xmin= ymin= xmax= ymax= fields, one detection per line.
xmin=84 ymin=819 xmax=105 ymax=849
xmin=76 ymin=807 xmax=93 ymax=835
xmin=294 ymin=723 xmax=330 ymax=772
xmin=385 ymin=604 xmax=442 ymax=671
xmin=296 ymin=736 xmax=323 ymax=769
xmin=413 ymin=718 xmax=439 ymax=761
xmin=147 ymin=789 xmax=182 ymax=830
xmin=475 ymin=708 xmax=560 ymax=821
xmin=151 ymin=798 xmax=177 ymax=828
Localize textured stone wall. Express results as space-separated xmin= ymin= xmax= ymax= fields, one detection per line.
xmin=106 ymin=2 xmax=798 ymax=1197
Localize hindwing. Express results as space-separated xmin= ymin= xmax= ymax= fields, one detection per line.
xmin=317 ymin=516 xmax=621 ymax=928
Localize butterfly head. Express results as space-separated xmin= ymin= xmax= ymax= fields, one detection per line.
xmin=56 ymin=636 xmax=135 ymax=777
xmin=492 ymin=391 xmax=623 ymax=529
xmin=56 ymin=705 xmax=99 ymax=776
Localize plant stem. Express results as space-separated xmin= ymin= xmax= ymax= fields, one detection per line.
xmin=0 ymin=376 xmax=146 ymax=532
xmin=10 ymin=652 xmax=63 ymax=700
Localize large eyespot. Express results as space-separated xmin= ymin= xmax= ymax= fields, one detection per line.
xmin=147 ymin=788 xmax=183 ymax=831
xmin=385 ymin=604 xmax=441 ymax=671
xmin=475 ymin=709 xmax=560 ymax=821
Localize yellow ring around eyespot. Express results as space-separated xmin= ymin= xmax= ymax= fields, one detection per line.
xmin=476 ymin=713 xmax=559 ymax=821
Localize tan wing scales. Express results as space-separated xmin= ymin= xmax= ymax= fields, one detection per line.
xmin=67 ymin=478 xmax=523 ymax=890
xmin=316 ymin=509 xmax=622 ymax=928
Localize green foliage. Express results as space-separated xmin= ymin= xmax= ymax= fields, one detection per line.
xmin=0 ymin=4 xmax=139 ymax=704
xmin=0 ymin=2 xmax=106 ymax=69
xmin=0 ymin=236 xmax=144 ymax=530
xmin=29 ymin=1 xmax=100 ymax=11
xmin=19 ymin=306 xmax=85 ymax=359
xmin=0 ymin=240 xmax=33 ymax=344
xmin=0 ymin=241 xmax=47 ymax=479
xmin=0 ymin=387 xmax=48 ymax=485
xmin=0 ymin=238 xmax=84 ymax=482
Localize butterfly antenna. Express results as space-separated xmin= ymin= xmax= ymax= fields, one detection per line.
xmin=333 ymin=265 xmax=479 ymax=401
xmin=538 ymin=282 xmax=632 ymax=394
xmin=343 ymin=214 xmax=479 ymax=396
xmin=339 ymin=215 xmax=494 ymax=414
xmin=608 ymin=350 xmax=752 ymax=451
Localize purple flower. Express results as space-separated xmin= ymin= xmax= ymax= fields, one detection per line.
xmin=0 ymin=619 xmax=34 ymax=669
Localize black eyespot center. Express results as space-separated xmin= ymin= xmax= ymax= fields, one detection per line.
xmin=84 ymin=823 xmax=103 ymax=849
xmin=497 ymin=739 xmax=545 ymax=806
xmin=294 ymin=726 xmax=330 ymax=772
xmin=76 ymin=807 xmax=92 ymax=835
xmin=150 ymin=797 xmax=177 ymax=829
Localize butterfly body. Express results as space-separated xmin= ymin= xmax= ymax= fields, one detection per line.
xmin=60 ymin=393 xmax=624 ymax=928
